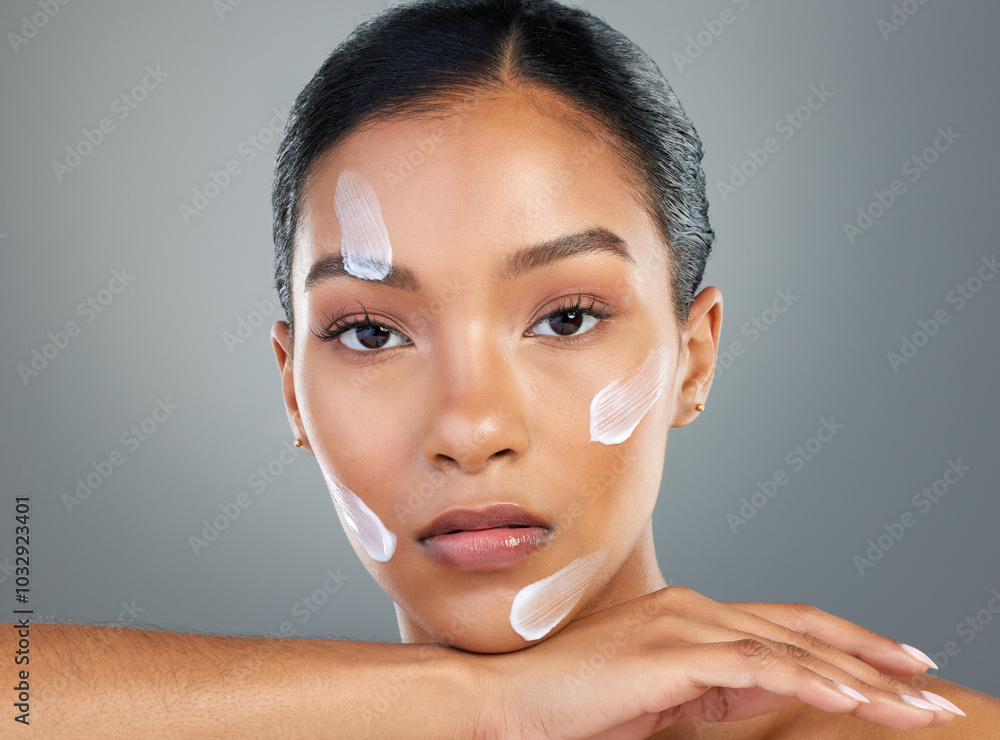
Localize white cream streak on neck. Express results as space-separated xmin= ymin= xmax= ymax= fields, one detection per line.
xmin=509 ymin=551 xmax=604 ymax=641
xmin=320 ymin=462 xmax=396 ymax=562
xmin=334 ymin=169 xmax=393 ymax=280
xmin=589 ymin=346 xmax=670 ymax=445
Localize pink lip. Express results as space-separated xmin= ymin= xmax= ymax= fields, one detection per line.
xmin=417 ymin=504 xmax=553 ymax=571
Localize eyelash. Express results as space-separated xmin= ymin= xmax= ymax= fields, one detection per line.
xmin=310 ymin=291 xmax=614 ymax=350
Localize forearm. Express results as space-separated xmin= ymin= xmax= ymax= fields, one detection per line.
xmin=5 ymin=622 xmax=482 ymax=738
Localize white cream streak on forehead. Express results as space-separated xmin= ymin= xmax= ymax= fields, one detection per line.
xmin=319 ymin=461 xmax=397 ymax=562
xmin=589 ymin=346 xmax=670 ymax=445
xmin=334 ymin=169 xmax=393 ymax=280
xmin=509 ymin=551 xmax=604 ymax=641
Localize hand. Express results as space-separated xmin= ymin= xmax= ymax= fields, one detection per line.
xmin=471 ymin=586 xmax=957 ymax=739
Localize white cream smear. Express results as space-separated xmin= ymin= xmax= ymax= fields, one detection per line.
xmin=509 ymin=551 xmax=605 ymax=641
xmin=320 ymin=462 xmax=397 ymax=562
xmin=589 ymin=346 xmax=670 ymax=445
xmin=334 ymin=169 xmax=393 ymax=280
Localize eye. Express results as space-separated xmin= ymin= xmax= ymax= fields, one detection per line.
xmin=531 ymin=310 xmax=601 ymax=337
xmin=311 ymin=304 xmax=412 ymax=353
xmin=337 ymin=323 xmax=408 ymax=351
xmin=529 ymin=293 xmax=613 ymax=339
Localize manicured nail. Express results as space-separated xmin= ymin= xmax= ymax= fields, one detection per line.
xmin=900 ymin=694 xmax=941 ymax=711
xmin=898 ymin=642 xmax=939 ymax=669
xmin=920 ymin=690 xmax=966 ymax=717
xmin=835 ymin=683 xmax=870 ymax=703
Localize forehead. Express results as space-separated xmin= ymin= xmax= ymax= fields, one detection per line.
xmin=292 ymin=86 xmax=663 ymax=287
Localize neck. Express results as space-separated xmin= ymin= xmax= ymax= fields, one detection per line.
xmin=575 ymin=519 xmax=669 ymax=621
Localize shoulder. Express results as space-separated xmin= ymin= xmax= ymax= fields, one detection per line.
xmin=648 ymin=675 xmax=1000 ymax=740
xmin=771 ymin=674 xmax=1000 ymax=739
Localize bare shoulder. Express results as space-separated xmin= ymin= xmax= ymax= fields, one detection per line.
xmin=772 ymin=674 xmax=1000 ymax=739
xmin=646 ymin=675 xmax=1000 ymax=740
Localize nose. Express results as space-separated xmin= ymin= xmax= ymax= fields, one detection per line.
xmin=421 ymin=342 xmax=530 ymax=475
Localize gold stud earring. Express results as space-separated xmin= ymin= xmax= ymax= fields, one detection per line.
xmin=695 ymin=403 xmax=705 ymax=412
xmin=293 ymin=438 xmax=303 ymax=447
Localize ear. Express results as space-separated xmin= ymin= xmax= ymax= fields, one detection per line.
xmin=271 ymin=321 xmax=313 ymax=454
xmin=670 ymin=286 xmax=722 ymax=428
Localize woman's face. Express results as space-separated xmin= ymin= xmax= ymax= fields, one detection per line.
xmin=272 ymin=85 xmax=721 ymax=653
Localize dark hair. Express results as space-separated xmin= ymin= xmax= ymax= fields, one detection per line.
xmin=272 ymin=0 xmax=714 ymax=351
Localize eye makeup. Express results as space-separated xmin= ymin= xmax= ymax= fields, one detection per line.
xmin=509 ymin=551 xmax=604 ymax=640
xmin=319 ymin=460 xmax=397 ymax=562
xmin=312 ymin=290 xmax=614 ymax=348
xmin=589 ymin=346 xmax=670 ymax=445
xmin=334 ymin=169 xmax=393 ymax=281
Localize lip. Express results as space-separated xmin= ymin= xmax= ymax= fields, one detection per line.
xmin=417 ymin=504 xmax=553 ymax=571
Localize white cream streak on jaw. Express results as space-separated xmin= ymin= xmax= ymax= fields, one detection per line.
xmin=509 ymin=552 xmax=604 ymax=641
xmin=334 ymin=169 xmax=393 ymax=280
xmin=320 ymin=462 xmax=396 ymax=562
xmin=589 ymin=346 xmax=670 ymax=445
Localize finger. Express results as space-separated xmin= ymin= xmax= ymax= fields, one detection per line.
xmin=757 ymin=640 xmax=956 ymax=730
xmin=663 ymin=611 xmax=952 ymax=724
xmin=646 ymin=640 xmax=878 ymax=726
xmin=698 ymin=603 xmax=948 ymax=707
xmin=716 ymin=601 xmax=935 ymax=675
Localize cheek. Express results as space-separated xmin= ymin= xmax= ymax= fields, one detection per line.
xmin=298 ymin=362 xmax=408 ymax=562
xmin=318 ymin=458 xmax=397 ymax=562
xmin=589 ymin=346 xmax=670 ymax=445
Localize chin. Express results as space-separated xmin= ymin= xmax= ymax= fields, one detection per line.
xmin=424 ymin=611 xmax=554 ymax=654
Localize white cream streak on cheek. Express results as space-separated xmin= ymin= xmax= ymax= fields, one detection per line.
xmin=509 ymin=552 xmax=604 ymax=641
xmin=589 ymin=346 xmax=670 ymax=445
xmin=334 ymin=169 xmax=393 ymax=280
xmin=320 ymin=462 xmax=396 ymax=562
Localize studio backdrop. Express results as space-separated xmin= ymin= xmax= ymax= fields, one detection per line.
xmin=1 ymin=0 xmax=998 ymax=698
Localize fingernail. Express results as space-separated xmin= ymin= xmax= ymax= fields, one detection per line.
xmin=900 ymin=694 xmax=941 ymax=711
xmin=898 ymin=642 xmax=939 ymax=669
xmin=835 ymin=683 xmax=870 ymax=703
xmin=920 ymin=690 xmax=966 ymax=717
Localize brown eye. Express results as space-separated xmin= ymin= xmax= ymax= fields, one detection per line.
xmin=532 ymin=310 xmax=600 ymax=338
xmin=339 ymin=324 xmax=406 ymax=351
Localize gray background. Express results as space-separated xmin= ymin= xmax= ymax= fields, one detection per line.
xmin=2 ymin=0 xmax=998 ymax=699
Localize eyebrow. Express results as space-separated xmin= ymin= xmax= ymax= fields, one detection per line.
xmin=303 ymin=226 xmax=635 ymax=293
